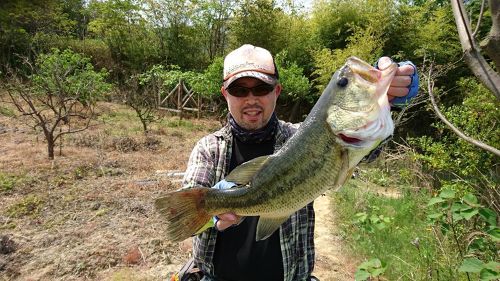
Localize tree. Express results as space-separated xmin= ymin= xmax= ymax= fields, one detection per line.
xmin=0 ymin=0 xmax=81 ymax=71
xmin=274 ymin=51 xmax=311 ymax=121
xmin=229 ymin=0 xmax=288 ymax=55
xmin=310 ymin=0 xmax=397 ymax=91
xmin=311 ymin=26 xmax=385 ymax=92
xmin=192 ymin=0 xmax=235 ymax=61
xmin=123 ymin=66 xmax=165 ymax=133
xmin=451 ymin=0 xmax=500 ymax=99
xmin=3 ymin=49 xmax=110 ymax=159
xmin=87 ymin=0 xmax=160 ymax=77
xmin=144 ymin=0 xmax=206 ymax=70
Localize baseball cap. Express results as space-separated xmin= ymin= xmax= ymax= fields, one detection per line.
xmin=223 ymin=44 xmax=279 ymax=88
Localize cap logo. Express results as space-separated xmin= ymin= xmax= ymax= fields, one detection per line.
xmin=223 ymin=44 xmax=277 ymax=87
xmin=225 ymin=62 xmax=273 ymax=79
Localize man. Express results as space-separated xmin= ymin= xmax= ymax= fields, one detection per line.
xmin=181 ymin=44 xmax=418 ymax=281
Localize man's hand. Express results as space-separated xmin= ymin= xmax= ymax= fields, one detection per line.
xmin=377 ymin=57 xmax=419 ymax=107
xmin=212 ymin=179 xmax=243 ymax=231
xmin=215 ymin=212 xmax=242 ymax=231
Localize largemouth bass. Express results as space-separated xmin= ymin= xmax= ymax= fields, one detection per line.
xmin=155 ymin=56 xmax=397 ymax=242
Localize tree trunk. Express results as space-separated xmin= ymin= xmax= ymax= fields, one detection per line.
xmin=288 ymin=100 xmax=301 ymax=122
xmin=141 ymin=118 xmax=148 ymax=133
xmin=47 ymin=135 xmax=55 ymax=160
xmin=451 ymin=0 xmax=500 ymax=99
xmin=480 ymin=0 xmax=500 ymax=69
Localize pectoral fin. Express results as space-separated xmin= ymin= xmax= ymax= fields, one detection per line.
xmin=255 ymin=214 xmax=291 ymax=241
xmin=332 ymin=150 xmax=352 ymax=192
xmin=225 ymin=155 xmax=269 ymax=185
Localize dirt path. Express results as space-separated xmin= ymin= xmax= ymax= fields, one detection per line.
xmin=312 ymin=191 xmax=355 ymax=280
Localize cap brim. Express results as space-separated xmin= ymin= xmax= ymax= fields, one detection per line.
xmin=224 ymin=71 xmax=277 ymax=88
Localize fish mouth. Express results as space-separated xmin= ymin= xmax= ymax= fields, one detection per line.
xmin=346 ymin=58 xmax=380 ymax=84
xmin=336 ymin=130 xmax=372 ymax=148
xmin=338 ymin=133 xmax=363 ymax=145
xmin=335 ymin=112 xmax=393 ymax=149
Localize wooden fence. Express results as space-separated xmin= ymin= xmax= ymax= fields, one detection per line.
xmin=158 ymin=79 xmax=201 ymax=119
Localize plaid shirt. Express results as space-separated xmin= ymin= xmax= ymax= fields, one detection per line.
xmin=182 ymin=120 xmax=315 ymax=281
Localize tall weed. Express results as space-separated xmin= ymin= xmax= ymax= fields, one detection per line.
xmin=335 ymin=179 xmax=446 ymax=280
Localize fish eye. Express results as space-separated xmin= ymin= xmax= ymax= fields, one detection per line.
xmin=337 ymin=77 xmax=348 ymax=87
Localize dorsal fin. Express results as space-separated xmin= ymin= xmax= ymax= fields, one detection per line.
xmin=225 ymin=155 xmax=270 ymax=185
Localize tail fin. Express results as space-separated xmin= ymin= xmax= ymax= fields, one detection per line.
xmin=155 ymin=188 xmax=212 ymax=242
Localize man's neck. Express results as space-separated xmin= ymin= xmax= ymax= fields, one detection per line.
xmin=229 ymin=113 xmax=278 ymax=144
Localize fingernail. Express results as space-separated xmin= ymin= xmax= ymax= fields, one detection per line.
xmin=378 ymin=57 xmax=392 ymax=69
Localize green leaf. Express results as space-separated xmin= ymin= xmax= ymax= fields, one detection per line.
xmin=368 ymin=258 xmax=382 ymax=268
xmin=483 ymin=261 xmax=500 ymax=271
xmin=463 ymin=193 xmax=481 ymax=207
xmin=354 ymin=212 xmax=368 ymax=223
xmin=458 ymin=258 xmax=484 ymax=273
xmin=374 ymin=222 xmax=387 ymax=230
xmin=428 ymin=197 xmax=446 ymax=206
xmin=479 ymin=268 xmax=499 ymax=281
xmin=461 ymin=208 xmax=479 ymax=220
xmin=354 ymin=269 xmax=371 ymax=281
xmin=452 ymin=212 xmax=464 ymax=222
xmin=427 ymin=213 xmax=443 ymax=219
xmin=370 ymin=215 xmax=380 ymax=224
xmin=451 ymin=202 xmax=468 ymax=212
xmin=371 ymin=267 xmax=386 ymax=276
xmin=439 ymin=189 xmax=456 ymax=199
xmin=358 ymin=258 xmax=381 ymax=270
xmin=487 ymin=227 xmax=500 ymax=242
xmin=479 ymin=208 xmax=497 ymax=226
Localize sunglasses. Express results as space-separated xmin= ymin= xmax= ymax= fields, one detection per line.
xmin=226 ymin=84 xmax=275 ymax=97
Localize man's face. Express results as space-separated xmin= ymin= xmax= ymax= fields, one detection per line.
xmin=221 ymin=77 xmax=281 ymax=131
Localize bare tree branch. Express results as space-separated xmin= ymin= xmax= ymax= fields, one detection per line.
xmin=451 ymin=0 xmax=500 ymax=99
xmin=54 ymin=116 xmax=93 ymax=142
xmin=480 ymin=0 xmax=500 ymax=69
xmin=472 ymin=0 xmax=487 ymax=37
xmin=426 ymin=63 xmax=500 ymax=157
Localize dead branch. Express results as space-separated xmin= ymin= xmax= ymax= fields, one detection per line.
xmin=451 ymin=0 xmax=500 ymax=99
xmin=480 ymin=0 xmax=500 ymax=69
xmin=472 ymin=0 xmax=487 ymax=37
xmin=426 ymin=63 xmax=500 ymax=157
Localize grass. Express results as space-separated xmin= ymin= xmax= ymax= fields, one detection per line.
xmin=0 ymin=104 xmax=16 ymax=117
xmin=98 ymin=108 xmax=137 ymax=123
xmin=161 ymin=117 xmax=206 ymax=131
xmin=0 ymin=171 xmax=36 ymax=193
xmin=7 ymin=194 xmax=45 ymax=218
xmin=109 ymin=268 xmax=154 ymax=281
xmin=97 ymin=106 xmax=144 ymax=135
xmin=0 ymin=172 xmax=17 ymax=191
xmin=333 ymin=167 xmax=471 ymax=280
xmin=97 ymin=107 xmax=208 ymax=136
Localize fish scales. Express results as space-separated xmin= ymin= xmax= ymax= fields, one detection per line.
xmin=204 ymin=118 xmax=342 ymax=216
